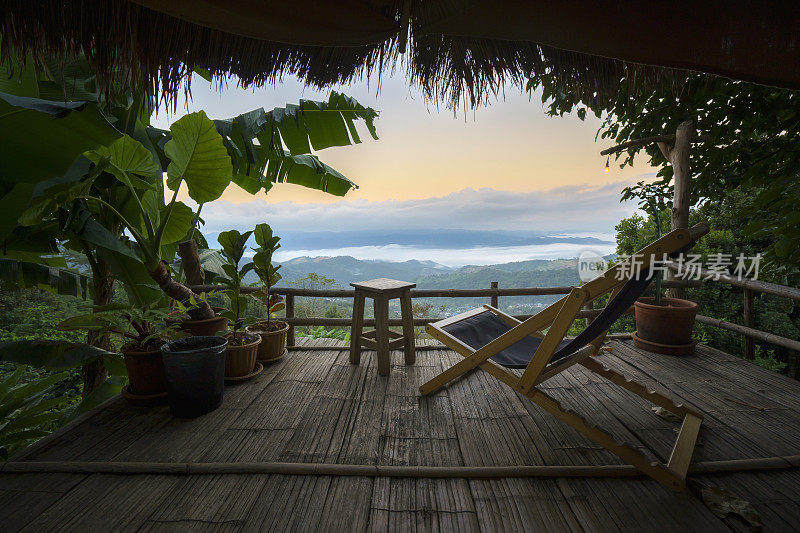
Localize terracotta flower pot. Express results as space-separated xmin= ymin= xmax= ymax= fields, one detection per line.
xmin=123 ymin=345 xmax=167 ymax=396
xmin=633 ymin=297 xmax=698 ymax=355
xmin=224 ymin=332 xmax=261 ymax=377
xmin=246 ymin=320 xmax=289 ymax=362
xmin=167 ymin=307 xmax=228 ymax=337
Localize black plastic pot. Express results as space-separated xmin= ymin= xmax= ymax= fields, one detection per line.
xmin=160 ymin=336 xmax=227 ymax=418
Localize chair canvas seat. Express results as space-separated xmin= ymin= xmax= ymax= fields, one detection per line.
xmin=444 ymin=267 xmax=654 ymax=368
xmin=443 ymin=312 xmax=570 ymax=368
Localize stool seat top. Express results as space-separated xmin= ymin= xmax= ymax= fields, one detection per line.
xmin=350 ymin=278 xmax=416 ymax=293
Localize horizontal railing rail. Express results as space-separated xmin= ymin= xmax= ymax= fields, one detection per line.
xmin=189 ymin=279 xmax=700 ymax=347
xmin=189 ymin=279 xmax=695 ymax=298
xmin=192 ymin=272 xmax=800 ymax=358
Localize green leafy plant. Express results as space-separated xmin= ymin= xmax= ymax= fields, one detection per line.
xmin=60 ymin=300 xmax=182 ymax=351
xmin=216 ymin=230 xmax=257 ymax=343
xmin=0 ymin=51 xmax=378 ymax=395
xmin=0 ymin=365 xmax=69 ymax=459
xmin=623 ymin=181 xmax=670 ymax=305
xmin=527 ymin=70 xmax=800 ymax=278
xmin=251 ymin=223 xmax=285 ymax=329
xmin=306 ymin=326 xmax=350 ymax=342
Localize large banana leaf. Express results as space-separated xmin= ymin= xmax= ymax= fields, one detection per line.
xmin=165 ymin=111 xmax=232 ymax=204
xmin=270 ymin=91 xmax=378 ymax=153
xmin=0 ymin=259 xmax=88 ymax=298
xmin=0 ymin=93 xmax=121 ymax=184
xmin=149 ymin=91 xmax=376 ymax=197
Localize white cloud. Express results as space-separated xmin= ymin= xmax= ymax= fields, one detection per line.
xmin=199 ymin=180 xmax=645 ymax=236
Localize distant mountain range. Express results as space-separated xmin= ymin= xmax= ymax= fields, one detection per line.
xmin=269 ymin=229 xmax=611 ymax=250
xmin=278 ymin=256 xmax=453 ymax=285
xmin=204 ymin=229 xmax=612 ymax=252
xmin=271 ymin=255 xmax=609 ymax=290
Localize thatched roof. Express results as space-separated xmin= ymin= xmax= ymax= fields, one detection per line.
xmin=2 ymin=1 xmax=799 ymax=108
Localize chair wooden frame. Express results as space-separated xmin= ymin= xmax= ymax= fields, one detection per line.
xmin=421 ymin=224 xmax=709 ymax=490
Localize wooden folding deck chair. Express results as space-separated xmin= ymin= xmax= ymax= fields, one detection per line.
xmin=421 ymin=223 xmax=710 ymax=490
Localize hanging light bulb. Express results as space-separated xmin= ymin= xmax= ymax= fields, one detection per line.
xmin=604 ymin=156 xmax=610 ymax=173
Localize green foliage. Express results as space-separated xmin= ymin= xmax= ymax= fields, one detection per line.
xmin=303 ymin=326 xmax=350 ymax=342
xmin=615 ymin=194 xmax=800 ymax=373
xmin=221 ymin=91 xmax=377 ymax=196
xmin=165 ymin=111 xmax=232 ymax=204
xmin=60 ymin=300 xmax=181 ymax=350
xmin=0 ymin=50 xmax=377 ymax=438
xmin=622 ymin=181 xmax=672 ymax=305
xmin=216 ymin=230 xmax=256 ymax=339
xmin=754 ymin=350 xmax=788 ymax=373
xmin=528 ymin=71 xmax=800 ymax=275
xmin=251 ymin=223 xmax=283 ymax=326
xmin=0 ymin=366 xmax=70 ymax=459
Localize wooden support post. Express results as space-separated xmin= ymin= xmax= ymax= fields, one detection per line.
xmin=286 ymin=294 xmax=296 ymax=347
xmin=374 ymin=296 xmax=391 ymax=376
xmin=659 ymin=120 xmax=693 ymax=300
xmin=349 ymin=292 xmax=365 ymax=364
xmin=490 ymin=281 xmax=498 ymax=308
xmin=584 ymin=301 xmax=594 ymax=329
xmin=400 ymin=289 xmax=416 ymax=365
xmin=743 ymin=288 xmax=755 ymax=360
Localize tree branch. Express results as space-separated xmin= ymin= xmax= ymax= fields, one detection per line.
xmin=600 ymin=133 xmax=709 ymax=156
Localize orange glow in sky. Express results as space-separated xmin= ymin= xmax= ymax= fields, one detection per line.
xmin=154 ymin=73 xmax=655 ymax=206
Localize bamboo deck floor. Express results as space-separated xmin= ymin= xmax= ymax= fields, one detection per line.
xmin=2 ymin=338 xmax=800 ymax=532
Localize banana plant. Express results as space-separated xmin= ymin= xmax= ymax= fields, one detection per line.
xmin=75 ymin=114 xmax=232 ymax=321
xmin=0 ymin=51 xmax=379 ymax=396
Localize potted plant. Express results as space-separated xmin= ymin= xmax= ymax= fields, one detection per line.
xmin=61 ymin=301 xmax=180 ymax=404
xmin=627 ymin=183 xmax=699 ymax=355
xmin=168 ymin=291 xmax=228 ymax=337
xmin=216 ymin=229 xmax=262 ymax=378
xmin=246 ymin=223 xmax=289 ymax=362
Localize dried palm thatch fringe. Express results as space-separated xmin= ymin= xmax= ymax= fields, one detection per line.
xmin=0 ymin=0 xmax=676 ymax=110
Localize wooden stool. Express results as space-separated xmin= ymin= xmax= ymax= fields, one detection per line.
xmin=349 ymin=278 xmax=416 ymax=376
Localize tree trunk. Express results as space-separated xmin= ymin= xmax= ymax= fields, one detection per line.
xmin=83 ymin=257 xmax=113 ymax=396
xmin=148 ymin=261 xmax=215 ymax=320
xmin=178 ymin=239 xmax=205 ymax=285
xmin=660 ymin=120 xmax=693 ymax=300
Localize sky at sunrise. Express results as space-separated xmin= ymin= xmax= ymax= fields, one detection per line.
xmin=151 ymin=71 xmax=656 ymax=238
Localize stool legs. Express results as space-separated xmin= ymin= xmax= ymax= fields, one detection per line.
xmin=349 ymin=292 xmax=366 ymax=364
xmin=400 ymin=290 xmax=416 ymax=365
xmin=374 ymin=296 xmax=391 ymax=376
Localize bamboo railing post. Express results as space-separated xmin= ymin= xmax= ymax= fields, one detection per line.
xmin=584 ymin=301 xmax=594 ymax=329
xmin=286 ymin=294 xmax=295 ymax=347
xmin=743 ymin=288 xmax=755 ymax=360
xmin=490 ymin=281 xmax=498 ymax=308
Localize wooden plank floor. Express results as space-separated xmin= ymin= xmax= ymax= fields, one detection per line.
xmin=2 ymin=338 xmax=800 ymax=532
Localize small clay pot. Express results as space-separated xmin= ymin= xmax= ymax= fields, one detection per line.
xmin=633 ymin=297 xmax=698 ymax=355
xmin=167 ymin=307 xmax=228 ymax=337
xmin=123 ymin=345 xmax=167 ymax=396
xmin=246 ymin=320 xmax=289 ymax=362
xmin=224 ymin=332 xmax=261 ymax=378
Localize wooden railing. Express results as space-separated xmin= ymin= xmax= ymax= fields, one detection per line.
xmin=189 ymin=279 xmax=689 ymax=347
xmin=190 ymin=271 xmax=800 ymax=359
xmin=664 ymin=263 xmax=800 ymax=358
